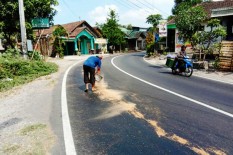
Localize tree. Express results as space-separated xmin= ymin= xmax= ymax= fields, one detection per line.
xmin=145 ymin=32 xmax=155 ymax=56
xmin=51 ymin=25 xmax=68 ymax=58
xmin=172 ymin=0 xmax=203 ymax=15
xmin=126 ymin=24 xmax=133 ymax=30
xmin=167 ymin=15 xmax=175 ymax=21
xmin=175 ymin=5 xmax=207 ymax=47
xmin=0 ymin=0 xmax=58 ymax=49
xmin=192 ymin=19 xmax=226 ymax=60
xmin=146 ymin=14 xmax=162 ymax=55
xmin=146 ymin=14 xmax=162 ymax=29
xmin=102 ymin=10 xmax=125 ymax=52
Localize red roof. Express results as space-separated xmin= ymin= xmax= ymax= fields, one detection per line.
xmin=200 ymin=0 xmax=233 ymax=17
xmin=69 ymin=27 xmax=85 ymax=38
xmin=36 ymin=20 xmax=101 ymax=38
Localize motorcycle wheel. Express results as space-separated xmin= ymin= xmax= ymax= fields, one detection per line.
xmin=172 ymin=68 xmax=176 ymax=75
xmin=184 ymin=67 xmax=193 ymax=77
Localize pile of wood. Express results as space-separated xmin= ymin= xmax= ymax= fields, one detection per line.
xmin=219 ymin=41 xmax=233 ymax=71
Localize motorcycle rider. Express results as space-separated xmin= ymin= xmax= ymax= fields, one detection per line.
xmin=172 ymin=45 xmax=187 ymax=70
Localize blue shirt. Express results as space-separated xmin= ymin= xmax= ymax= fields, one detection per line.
xmin=83 ymin=56 xmax=102 ymax=69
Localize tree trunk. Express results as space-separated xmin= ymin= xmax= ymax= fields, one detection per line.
xmin=199 ymin=49 xmax=202 ymax=60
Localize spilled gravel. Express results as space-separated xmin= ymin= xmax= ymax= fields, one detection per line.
xmin=93 ymin=79 xmax=227 ymax=155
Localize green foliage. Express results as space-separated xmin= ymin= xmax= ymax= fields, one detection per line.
xmin=0 ymin=0 xmax=58 ymax=48
xmin=102 ymin=10 xmax=126 ymax=48
xmin=213 ymin=57 xmax=220 ymax=69
xmin=167 ymin=15 xmax=175 ymax=21
xmin=175 ymin=6 xmax=207 ymax=45
xmin=1 ymin=48 xmax=21 ymax=59
xmin=172 ymin=0 xmax=203 ymax=15
xmin=126 ymin=24 xmax=133 ymax=30
xmin=146 ymin=43 xmax=154 ymax=56
xmin=192 ymin=19 xmax=226 ymax=60
xmin=51 ymin=25 xmax=68 ymax=58
xmin=28 ymin=50 xmax=42 ymax=60
xmin=146 ymin=14 xmax=163 ymax=28
xmin=0 ymin=57 xmax=58 ymax=92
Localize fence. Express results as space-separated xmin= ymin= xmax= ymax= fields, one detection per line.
xmin=219 ymin=41 xmax=233 ymax=71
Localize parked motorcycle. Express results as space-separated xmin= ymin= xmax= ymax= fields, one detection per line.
xmin=171 ymin=56 xmax=193 ymax=77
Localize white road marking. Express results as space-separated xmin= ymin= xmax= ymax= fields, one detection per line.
xmin=112 ymin=55 xmax=233 ymax=119
xmin=142 ymin=56 xmax=233 ymax=85
xmin=62 ymin=61 xmax=84 ymax=155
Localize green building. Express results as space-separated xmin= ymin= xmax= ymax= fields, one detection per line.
xmin=37 ymin=20 xmax=105 ymax=56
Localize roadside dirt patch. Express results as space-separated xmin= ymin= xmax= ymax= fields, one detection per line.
xmin=1 ymin=123 xmax=55 ymax=155
xmin=0 ymin=58 xmax=78 ymax=154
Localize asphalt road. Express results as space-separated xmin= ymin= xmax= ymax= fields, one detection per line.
xmin=66 ymin=52 xmax=233 ymax=155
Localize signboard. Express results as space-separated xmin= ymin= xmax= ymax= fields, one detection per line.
xmin=95 ymin=38 xmax=107 ymax=44
xmin=158 ymin=20 xmax=167 ymax=37
xmin=31 ymin=18 xmax=50 ymax=29
xmin=27 ymin=40 xmax=33 ymax=51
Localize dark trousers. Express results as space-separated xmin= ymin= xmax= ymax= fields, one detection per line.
xmin=172 ymin=57 xmax=183 ymax=69
xmin=83 ymin=65 xmax=95 ymax=85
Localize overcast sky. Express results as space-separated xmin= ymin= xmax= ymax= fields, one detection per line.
xmin=53 ymin=0 xmax=175 ymax=28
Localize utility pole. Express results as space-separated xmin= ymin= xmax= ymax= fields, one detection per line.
xmin=18 ymin=0 xmax=27 ymax=59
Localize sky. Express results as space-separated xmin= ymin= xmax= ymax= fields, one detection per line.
xmin=53 ymin=0 xmax=175 ymax=28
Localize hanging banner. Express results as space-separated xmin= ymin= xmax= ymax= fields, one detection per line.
xmin=158 ymin=20 xmax=167 ymax=37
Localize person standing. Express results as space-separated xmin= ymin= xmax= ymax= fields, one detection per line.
xmin=83 ymin=56 xmax=102 ymax=92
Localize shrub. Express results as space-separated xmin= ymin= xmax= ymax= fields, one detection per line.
xmin=213 ymin=57 xmax=220 ymax=69
xmin=28 ymin=50 xmax=42 ymax=61
xmin=146 ymin=43 xmax=154 ymax=56
xmin=0 ymin=57 xmax=58 ymax=92
xmin=1 ymin=48 xmax=21 ymax=59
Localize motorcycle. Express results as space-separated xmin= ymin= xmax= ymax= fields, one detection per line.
xmin=171 ymin=56 xmax=193 ymax=77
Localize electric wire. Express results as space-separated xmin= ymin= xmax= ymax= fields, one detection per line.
xmin=114 ymin=0 xmax=134 ymax=10
xmin=121 ymin=0 xmax=154 ymax=14
xmin=113 ymin=0 xmax=153 ymax=15
xmin=61 ymin=0 xmax=79 ymax=20
xmin=143 ymin=0 xmax=170 ymax=16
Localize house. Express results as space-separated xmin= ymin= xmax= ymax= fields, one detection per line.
xmin=35 ymin=20 xmax=106 ymax=56
xmin=201 ymin=0 xmax=233 ymax=41
xmin=167 ymin=0 xmax=233 ymax=53
xmin=121 ymin=27 xmax=147 ymax=51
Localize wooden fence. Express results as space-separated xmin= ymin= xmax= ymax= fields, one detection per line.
xmin=219 ymin=41 xmax=233 ymax=71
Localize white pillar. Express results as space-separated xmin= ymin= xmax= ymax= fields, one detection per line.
xmin=18 ymin=0 xmax=27 ymax=58
xmin=0 ymin=39 xmax=4 ymax=50
xmin=135 ymin=40 xmax=138 ymax=51
xmin=141 ymin=40 xmax=144 ymax=50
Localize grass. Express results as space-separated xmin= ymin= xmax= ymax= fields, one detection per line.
xmin=20 ymin=124 xmax=47 ymax=135
xmin=3 ymin=144 xmax=21 ymax=154
xmin=0 ymin=57 xmax=58 ymax=92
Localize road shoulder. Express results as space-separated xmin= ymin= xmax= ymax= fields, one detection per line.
xmin=0 ymin=56 xmax=87 ymax=154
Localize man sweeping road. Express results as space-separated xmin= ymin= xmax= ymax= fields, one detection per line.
xmin=83 ymin=55 xmax=103 ymax=92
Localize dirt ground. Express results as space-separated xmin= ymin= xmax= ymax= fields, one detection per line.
xmin=0 ymin=56 xmax=86 ymax=154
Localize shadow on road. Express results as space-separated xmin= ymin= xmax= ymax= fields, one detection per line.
xmin=148 ymin=65 xmax=164 ymax=69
